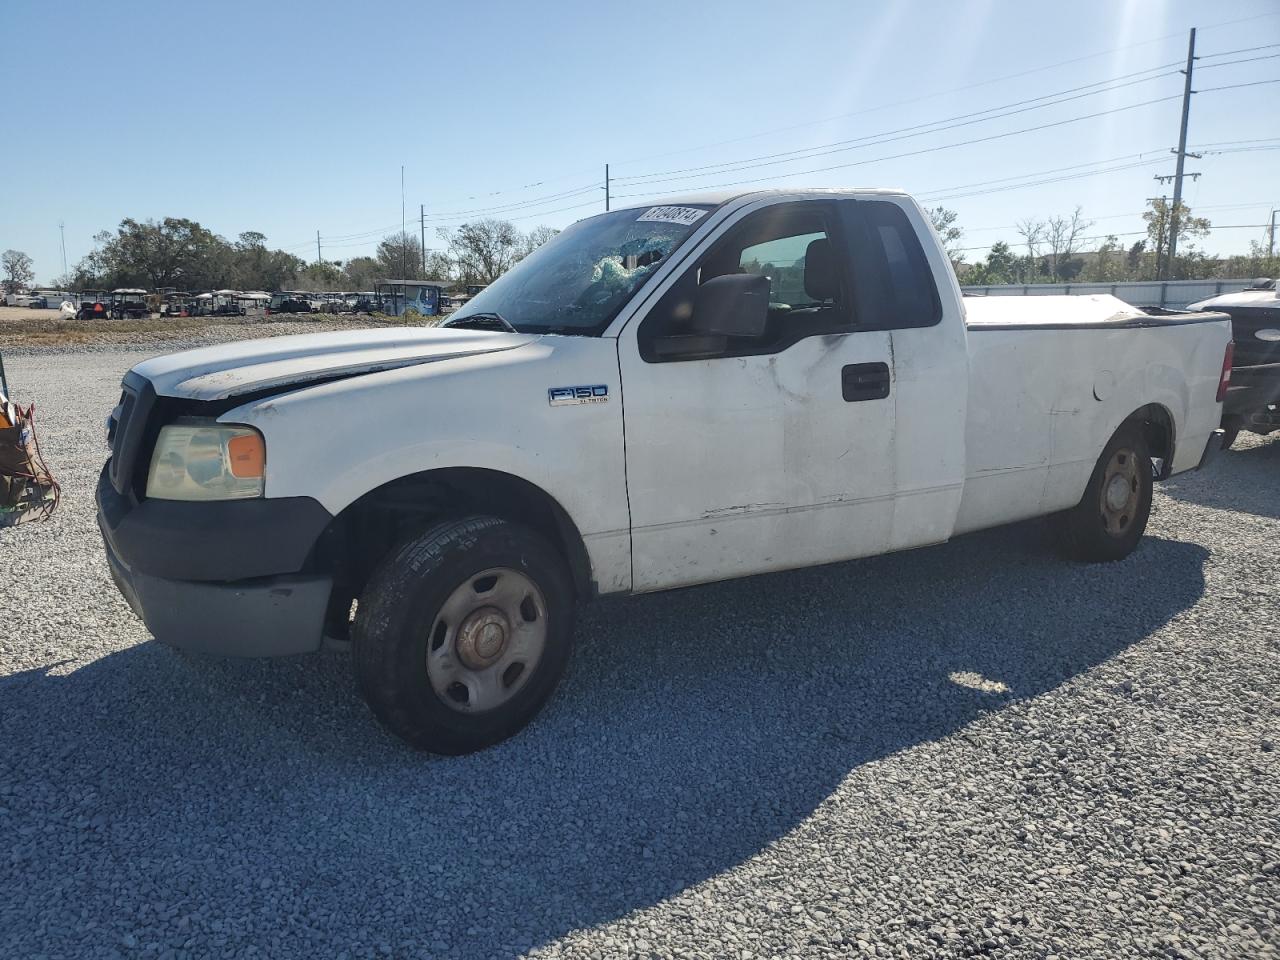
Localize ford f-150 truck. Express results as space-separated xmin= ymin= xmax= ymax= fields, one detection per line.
xmin=97 ymin=188 xmax=1232 ymax=754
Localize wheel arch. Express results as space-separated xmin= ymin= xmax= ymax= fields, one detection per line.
xmin=1122 ymin=402 xmax=1176 ymax=479
xmin=314 ymin=466 xmax=595 ymax=605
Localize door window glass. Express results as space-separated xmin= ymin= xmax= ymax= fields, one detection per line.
xmin=641 ymin=202 xmax=853 ymax=360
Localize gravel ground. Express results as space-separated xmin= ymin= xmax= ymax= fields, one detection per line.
xmin=1 ymin=347 xmax=1277 ymax=960
xmin=0 ymin=311 xmax=432 ymax=354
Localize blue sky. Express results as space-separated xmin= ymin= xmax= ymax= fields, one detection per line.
xmin=2 ymin=0 xmax=1277 ymax=283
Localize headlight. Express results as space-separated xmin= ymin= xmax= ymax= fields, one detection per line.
xmin=146 ymin=420 xmax=265 ymax=501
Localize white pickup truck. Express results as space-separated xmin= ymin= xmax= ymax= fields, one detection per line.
xmin=98 ymin=188 xmax=1232 ymax=754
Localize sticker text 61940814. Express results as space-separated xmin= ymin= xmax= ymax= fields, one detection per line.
xmin=635 ymin=206 xmax=707 ymax=226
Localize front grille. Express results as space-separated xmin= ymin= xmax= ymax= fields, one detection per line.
xmin=109 ymin=373 xmax=157 ymax=496
xmin=107 ymin=390 xmax=135 ymax=491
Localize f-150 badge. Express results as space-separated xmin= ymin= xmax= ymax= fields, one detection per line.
xmin=548 ymin=385 xmax=609 ymax=406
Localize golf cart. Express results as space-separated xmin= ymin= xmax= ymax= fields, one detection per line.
xmin=109 ymin=289 xmax=150 ymax=320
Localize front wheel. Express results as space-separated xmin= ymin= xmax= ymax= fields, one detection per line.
xmin=1053 ymin=421 xmax=1154 ymax=562
xmin=354 ymin=516 xmax=575 ymax=755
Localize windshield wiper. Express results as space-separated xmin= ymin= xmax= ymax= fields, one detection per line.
xmin=444 ymin=312 xmax=517 ymax=333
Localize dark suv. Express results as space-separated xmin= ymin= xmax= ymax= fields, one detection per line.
xmin=1191 ymin=279 xmax=1280 ymax=444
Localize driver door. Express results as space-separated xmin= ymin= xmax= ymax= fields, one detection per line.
xmin=616 ymin=198 xmax=898 ymax=592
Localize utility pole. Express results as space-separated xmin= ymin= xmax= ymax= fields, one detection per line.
xmin=604 ymin=163 xmax=610 ymax=212
xmin=1165 ymin=27 xmax=1197 ymax=280
xmin=58 ymin=221 xmax=67 ymax=281
xmin=420 ymin=203 xmax=426 ymax=278
xmin=316 ymin=230 xmax=321 ymax=265
xmin=400 ymin=166 xmax=407 ymax=288
xmin=1269 ymin=208 xmax=1277 ymax=260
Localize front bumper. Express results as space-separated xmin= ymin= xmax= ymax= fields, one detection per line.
xmin=96 ymin=464 xmax=334 ymax=657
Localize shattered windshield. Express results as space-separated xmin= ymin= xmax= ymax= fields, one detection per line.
xmin=449 ymin=205 xmax=714 ymax=335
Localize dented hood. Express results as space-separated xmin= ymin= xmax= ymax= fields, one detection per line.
xmin=130 ymin=326 xmax=537 ymax=401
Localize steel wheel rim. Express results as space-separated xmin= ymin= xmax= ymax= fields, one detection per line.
xmin=1100 ymin=446 xmax=1141 ymax=536
xmin=425 ymin=567 xmax=548 ymax=714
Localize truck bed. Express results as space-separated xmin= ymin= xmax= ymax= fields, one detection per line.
xmin=965 ymin=293 xmax=1228 ymax=330
xmin=954 ymin=294 xmax=1231 ymax=537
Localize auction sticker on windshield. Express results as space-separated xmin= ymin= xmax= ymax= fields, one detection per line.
xmin=636 ymin=206 xmax=707 ymax=226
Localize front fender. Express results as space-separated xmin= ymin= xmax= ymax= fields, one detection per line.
xmin=221 ymin=337 xmax=633 ymax=594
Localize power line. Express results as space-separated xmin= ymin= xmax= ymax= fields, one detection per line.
xmin=922 ymin=158 xmax=1170 ymax=203
xmin=340 ymin=10 xmax=1278 ymax=213
xmin=1195 ymin=52 xmax=1280 ymax=71
xmin=615 ymin=52 xmax=1274 ymax=190
xmin=612 ymin=95 xmax=1184 ymax=198
xmin=1197 ymin=77 xmax=1280 ymax=94
xmin=611 ymin=66 xmax=1182 ymax=187
xmin=603 ymin=16 xmax=1261 ymax=173
xmin=274 ymin=27 xmax=1280 ymax=254
xmin=422 ymin=182 xmax=601 ymax=220
xmin=1189 ymin=137 xmax=1280 ymax=148
xmin=1198 ymin=42 xmax=1280 ymax=59
xmin=963 ymin=199 xmax=1280 ymax=233
xmin=1200 ymin=144 xmax=1280 ymax=155
xmin=611 ymin=76 xmax=1274 ymax=201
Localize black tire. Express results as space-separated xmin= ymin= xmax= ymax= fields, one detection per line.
xmin=1054 ymin=421 xmax=1153 ymax=562
xmin=353 ymin=516 xmax=575 ymax=755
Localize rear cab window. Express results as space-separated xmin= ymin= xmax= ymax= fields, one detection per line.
xmin=843 ymin=199 xmax=942 ymax=330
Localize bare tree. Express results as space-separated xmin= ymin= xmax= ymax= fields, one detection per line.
xmin=2 ymin=249 xmax=36 ymax=292
xmin=1014 ymin=219 xmax=1045 ymax=282
xmin=440 ymin=219 xmax=522 ymax=285
xmin=1045 ymin=207 xmax=1093 ymax=281
xmin=519 ymin=225 xmax=560 ymax=260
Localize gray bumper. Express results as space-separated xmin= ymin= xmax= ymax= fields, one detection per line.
xmin=103 ymin=526 xmax=331 ymax=657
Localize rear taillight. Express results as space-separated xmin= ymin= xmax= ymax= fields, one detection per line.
xmin=1216 ymin=341 xmax=1234 ymax=402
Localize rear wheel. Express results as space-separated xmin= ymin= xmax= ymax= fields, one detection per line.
xmin=1054 ymin=421 xmax=1153 ymax=562
xmin=353 ymin=516 xmax=575 ymax=755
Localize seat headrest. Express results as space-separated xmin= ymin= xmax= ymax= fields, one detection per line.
xmin=804 ymin=238 xmax=838 ymax=301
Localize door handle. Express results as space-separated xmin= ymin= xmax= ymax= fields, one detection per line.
xmin=842 ymin=362 xmax=891 ymax=402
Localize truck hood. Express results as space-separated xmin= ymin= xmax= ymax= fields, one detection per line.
xmin=129 ymin=326 xmax=538 ymax=401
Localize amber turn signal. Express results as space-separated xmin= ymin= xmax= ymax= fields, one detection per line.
xmin=227 ymin=433 xmax=266 ymax=478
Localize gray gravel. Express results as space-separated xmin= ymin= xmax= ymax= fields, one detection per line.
xmin=2 ymin=347 xmax=1277 ymax=960
xmin=1 ymin=313 xmax=432 ymax=357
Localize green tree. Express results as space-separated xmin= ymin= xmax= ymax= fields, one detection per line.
xmin=926 ymin=206 xmax=963 ymax=261
xmin=296 ymin=261 xmax=345 ymax=291
xmin=343 ymin=256 xmax=381 ymax=290
xmin=966 ymin=241 xmax=1018 ymax=285
xmin=422 ymin=250 xmax=454 ymax=281
xmin=2 ymin=249 xmax=35 ymax=292
xmin=1143 ymin=199 xmax=1210 ymax=280
xmin=77 ymin=217 xmax=228 ymax=289
xmin=376 ymin=231 xmax=424 ymax=280
xmin=231 ymin=231 xmax=303 ymax=291
xmin=1085 ymin=235 xmax=1126 ymax=282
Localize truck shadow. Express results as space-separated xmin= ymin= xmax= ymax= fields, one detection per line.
xmin=1159 ymin=431 xmax=1280 ymax=520
xmin=0 ymin=526 xmax=1208 ymax=958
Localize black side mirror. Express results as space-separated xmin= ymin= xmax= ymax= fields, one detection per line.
xmin=690 ymin=273 xmax=770 ymax=338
